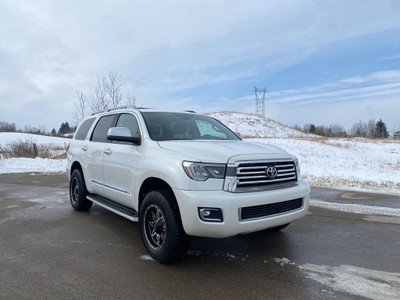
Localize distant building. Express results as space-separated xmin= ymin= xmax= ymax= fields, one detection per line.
xmin=394 ymin=131 xmax=400 ymax=140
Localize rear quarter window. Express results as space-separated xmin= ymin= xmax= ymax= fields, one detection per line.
xmin=74 ymin=117 xmax=95 ymax=140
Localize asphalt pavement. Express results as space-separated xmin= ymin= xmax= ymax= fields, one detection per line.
xmin=1 ymin=173 xmax=399 ymax=299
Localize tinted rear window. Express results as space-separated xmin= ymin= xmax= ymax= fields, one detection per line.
xmin=74 ymin=118 xmax=95 ymax=140
xmin=91 ymin=115 xmax=115 ymax=143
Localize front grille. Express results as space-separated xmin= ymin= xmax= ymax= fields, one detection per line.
xmin=240 ymin=198 xmax=303 ymax=221
xmin=236 ymin=160 xmax=297 ymax=188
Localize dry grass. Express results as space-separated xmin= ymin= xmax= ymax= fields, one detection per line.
xmin=246 ymin=136 xmax=354 ymax=149
xmin=394 ymin=160 xmax=400 ymax=171
xmin=247 ymin=136 xmax=399 ymax=147
xmin=0 ymin=140 xmax=65 ymax=159
xmin=0 ymin=144 xmax=12 ymax=159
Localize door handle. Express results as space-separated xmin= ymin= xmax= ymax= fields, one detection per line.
xmin=104 ymin=149 xmax=112 ymax=155
xmin=82 ymin=146 xmax=88 ymax=151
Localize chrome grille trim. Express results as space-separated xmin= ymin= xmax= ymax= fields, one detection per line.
xmin=237 ymin=161 xmax=297 ymax=186
xmin=238 ymin=176 xmax=297 ymax=185
xmin=223 ymin=159 xmax=298 ymax=192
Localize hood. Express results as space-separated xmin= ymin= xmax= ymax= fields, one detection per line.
xmin=157 ymin=140 xmax=291 ymax=163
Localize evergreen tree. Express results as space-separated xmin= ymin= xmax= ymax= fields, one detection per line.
xmin=58 ymin=122 xmax=64 ymax=134
xmin=374 ymin=119 xmax=388 ymax=138
xmin=309 ymin=124 xmax=316 ymax=134
xmin=58 ymin=121 xmax=71 ymax=134
xmin=64 ymin=122 xmax=71 ymax=133
xmin=51 ymin=128 xmax=56 ymax=135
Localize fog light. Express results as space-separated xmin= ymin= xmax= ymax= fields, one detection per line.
xmin=198 ymin=208 xmax=223 ymax=222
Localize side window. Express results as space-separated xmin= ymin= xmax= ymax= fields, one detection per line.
xmin=74 ymin=117 xmax=95 ymax=140
xmin=91 ymin=115 xmax=115 ymax=143
xmin=196 ymin=120 xmax=227 ymax=139
xmin=116 ymin=114 xmax=140 ymax=137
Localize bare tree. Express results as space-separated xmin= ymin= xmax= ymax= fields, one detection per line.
xmin=125 ymin=93 xmax=136 ymax=107
xmin=72 ymin=92 xmax=87 ymax=126
xmin=104 ymin=71 xmax=125 ymax=108
xmin=350 ymin=120 xmax=368 ymax=137
xmin=367 ymin=119 xmax=375 ymax=138
xmin=89 ymin=76 xmax=109 ymax=113
xmin=73 ymin=71 xmax=136 ymax=125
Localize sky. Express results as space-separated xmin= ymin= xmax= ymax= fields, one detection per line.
xmin=0 ymin=0 xmax=400 ymax=132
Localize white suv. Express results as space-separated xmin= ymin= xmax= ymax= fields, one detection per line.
xmin=67 ymin=107 xmax=310 ymax=263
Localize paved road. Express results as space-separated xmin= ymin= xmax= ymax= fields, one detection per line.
xmin=1 ymin=174 xmax=399 ymax=299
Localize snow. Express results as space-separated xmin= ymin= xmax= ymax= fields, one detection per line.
xmin=208 ymin=111 xmax=311 ymax=138
xmin=301 ymin=263 xmax=400 ymax=300
xmin=0 ymin=157 xmax=67 ymax=174
xmin=310 ymin=199 xmax=400 ymax=217
xmin=139 ymin=255 xmax=155 ymax=261
xmin=274 ymin=257 xmax=296 ymax=266
xmin=275 ymin=258 xmax=400 ymax=300
xmin=0 ymin=132 xmax=71 ymax=146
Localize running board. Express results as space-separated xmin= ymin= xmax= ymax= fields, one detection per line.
xmin=87 ymin=194 xmax=138 ymax=222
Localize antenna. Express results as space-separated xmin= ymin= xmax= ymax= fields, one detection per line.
xmin=253 ymin=86 xmax=269 ymax=117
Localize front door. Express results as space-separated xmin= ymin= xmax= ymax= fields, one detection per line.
xmin=102 ymin=113 xmax=141 ymax=208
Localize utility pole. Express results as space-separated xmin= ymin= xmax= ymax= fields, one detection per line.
xmin=253 ymin=86 xmax=268 ymax=117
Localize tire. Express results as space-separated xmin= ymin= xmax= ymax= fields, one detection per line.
xmin=139 ymin=190 xmax=188 ymax=263
xmin=266 ymin=223 xmax=290 ymax=232
xmin=69 ymin=169 xmax=92 ymax=211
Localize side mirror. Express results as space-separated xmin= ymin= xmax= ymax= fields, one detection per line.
xmin=235 ymin=131 xmax=242 ymax=138
xmin=107 ymin=127 xmax=141 ymax=145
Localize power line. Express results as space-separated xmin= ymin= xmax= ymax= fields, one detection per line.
xmin=253 ymin=86 xmax=269 ymax=117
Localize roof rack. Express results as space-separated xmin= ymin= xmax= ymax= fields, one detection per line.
xmin=91 ymin=105 xmax=137 ymax=115
xmin=185 ymin=110 xmax=197 ymax=113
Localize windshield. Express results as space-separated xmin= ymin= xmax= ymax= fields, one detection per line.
xmin=141 ymin=112 xmax=241 ymax=141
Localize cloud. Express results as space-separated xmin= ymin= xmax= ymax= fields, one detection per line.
xmin=268 ymin=70 xmax=400 ymax=104
xmin=378 ymin=52 xmax=400 ymax=61
xmin=221 ymin=69 xmax=400 ymax=129
xmin=0 ymin=0 xmax=399 ymax=129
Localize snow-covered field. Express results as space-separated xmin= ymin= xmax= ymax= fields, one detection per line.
xmin=0 ymin=132 xmax=69 ymax=173
xmin=0 ymin=132 xmax=71 ymax=146
xmin=0 ymin=157 xmax=67 ymax=174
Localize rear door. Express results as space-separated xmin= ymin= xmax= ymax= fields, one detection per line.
xmin=71 ymin=117 xmax=96 ymax=186
xmin=102 ymin=113 xmax=141 ymax=208
xmin=86 ymin=114 xmax=116 ymax=195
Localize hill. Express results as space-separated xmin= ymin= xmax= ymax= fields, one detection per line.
xmin=0 ymin=132 xmax=70 ymax=147
xmin=207 ymin=111 xmax=309 ymax=138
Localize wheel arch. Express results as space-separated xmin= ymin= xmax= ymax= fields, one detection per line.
xmin=71 ymin=161 xmax=83 ymax=176
xmin=138 ymin=177 xmax=177 ymax=212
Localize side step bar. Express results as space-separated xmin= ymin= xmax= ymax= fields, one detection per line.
xmin=87 ymin=194 xmax=138 ymax=222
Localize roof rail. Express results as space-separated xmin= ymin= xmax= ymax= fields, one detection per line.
xmin=91 ymin=105 xmax=137 ymax=115
xmin=107 ymin=105 xmax=137 ymax=112
xmin=185 ymin=110 xmax=197 ymax=113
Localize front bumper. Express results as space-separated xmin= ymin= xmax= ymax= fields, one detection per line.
xmin=173 ymin=180 xmax=310 ymax=238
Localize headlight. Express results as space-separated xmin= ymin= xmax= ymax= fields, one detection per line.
xmin=182 ymin=161 xmax=226 ymax=181
xmin=294 ymin=158 xmax=301 ymax=180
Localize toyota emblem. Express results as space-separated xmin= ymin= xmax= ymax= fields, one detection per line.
xmin=265 ymin=166 xmax=278 ymax=179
